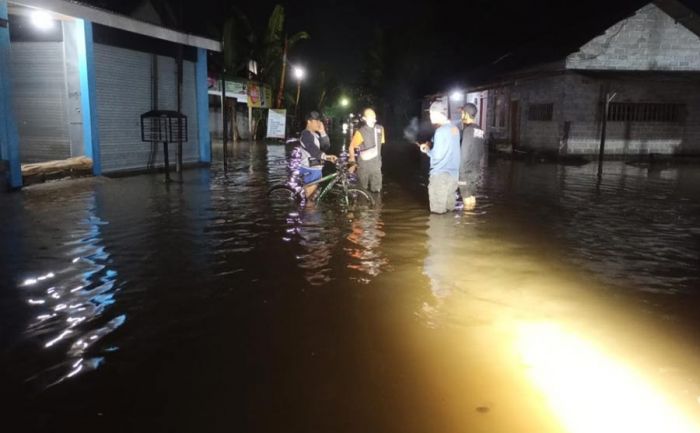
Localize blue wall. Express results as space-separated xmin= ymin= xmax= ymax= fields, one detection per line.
xmin=77 ymin=19 xmax=101 ymax=175
xmin=196 ymin=47 xmax=211 ymax=164
xmin=0 ymin=0 xmax=22 ymax=188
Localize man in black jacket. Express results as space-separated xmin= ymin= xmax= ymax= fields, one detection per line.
xmin=298 ymin=111 xmax=337 ymax=198
xmin=458 ymin=103 xmax=485 ymax=210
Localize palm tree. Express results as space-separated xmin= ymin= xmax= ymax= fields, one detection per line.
xmin=220 ymin=5 xmax=308 ymax=106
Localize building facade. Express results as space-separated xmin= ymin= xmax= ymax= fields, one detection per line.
xmin=463 ymin=1 xmax=700 ymax=157
xmin=1 ymin=0 xmax=220 ymax=189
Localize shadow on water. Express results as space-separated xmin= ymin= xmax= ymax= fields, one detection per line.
xmin=1 ymin=141 xmax=700 ymax=432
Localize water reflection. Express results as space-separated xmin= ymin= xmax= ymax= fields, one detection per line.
xmin=282 ymin=206 xmax=342 ymax=286
xmin=2 ymin=144 xmax=700 ymax=432
xmin=20 ymin=192 xmax=123 ymax=387
xmin=345 ymin=197 xmax=388 ymax=284
xmin=420 ymin=213 xmax=480 ymax=327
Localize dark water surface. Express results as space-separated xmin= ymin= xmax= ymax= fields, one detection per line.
xmin=2 ymin=142 xmax=700 ymax=433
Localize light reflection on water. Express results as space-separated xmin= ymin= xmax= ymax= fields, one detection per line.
xmin=16 ymin=191 xmax=124 ymax=387
xmin=419 ymin=183 xmax=700 ymax=432
xmin=345 ymin=199 xmax=389 ymax=284
xmin=1 ymin=142 xmax=700 ymax=432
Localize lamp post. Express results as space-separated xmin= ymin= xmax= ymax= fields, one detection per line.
xmin=293 ymin=66 xmax=305 ymax=127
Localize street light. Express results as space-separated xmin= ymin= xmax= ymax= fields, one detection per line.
xmin=31 ymin=10 xmax=55 ymax=31
xmin=450 ymin=90 xmax=465 ymax=102
xmin=340 ymin=97 xmax=350 ymax=107
xmin=292 ymin=66 xmax=306 ymax=125
xmin=293 ymin=66 xmax=305 ymax=81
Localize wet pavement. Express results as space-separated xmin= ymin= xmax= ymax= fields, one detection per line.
xmin=2 ymin=141 xmax=700 ymax=433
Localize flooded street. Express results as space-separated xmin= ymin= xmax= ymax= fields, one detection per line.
xmin=2 ymin=141 xmax=700 ymax=433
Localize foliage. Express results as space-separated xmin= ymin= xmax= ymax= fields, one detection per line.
xmin=219 ymin=4 xmax=310 ymax=101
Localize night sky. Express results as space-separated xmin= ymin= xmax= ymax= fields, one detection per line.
xmin=89 ymin=0 xmax=700 ymax=114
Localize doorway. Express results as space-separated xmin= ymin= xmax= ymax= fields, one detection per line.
xmin=510 ymin=100 xmax=520 ymax=148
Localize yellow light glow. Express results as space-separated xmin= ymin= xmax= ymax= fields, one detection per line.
xmin=517 ymin=323 xmax=700 ymax=433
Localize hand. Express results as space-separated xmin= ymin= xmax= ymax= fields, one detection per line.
xmin=348 ymin=161 xmax=357 ymax=173
xmin=325 ymin=155 xmax=338 ymax=163
xmin=317 ymin=121 xmax=326 ymax=133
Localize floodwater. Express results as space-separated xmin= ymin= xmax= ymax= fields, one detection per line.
xmin=1 ymin=141 xmax=700 ymax=433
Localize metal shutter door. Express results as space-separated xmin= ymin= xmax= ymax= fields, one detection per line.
xmin=11 ymin=42 xmax=71 ymax=163
xmin=155 ymin=56 xmax=199 ymax=165
xmin=94 ymin=44 xmax=152 ymax=172
xmin=95 ymin=45 xmax=199 ymax=173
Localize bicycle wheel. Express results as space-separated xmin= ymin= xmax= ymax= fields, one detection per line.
xmin=346 ymin=186 xmax=375 ymax=210
xmin=268 ymin=184 xmax=301 ymax=210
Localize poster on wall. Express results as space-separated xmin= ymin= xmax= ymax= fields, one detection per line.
xmin=267 ymin=109 xmax=287 ymax=139
xmin=247 ymin=81 xmax=273 ymax=108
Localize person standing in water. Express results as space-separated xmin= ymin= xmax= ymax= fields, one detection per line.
xmin=349 ymin=108 xmax=385 ymax=193
xmin=458 ymin=102 xmax=486 ymax=210
xmin=418 ymin=100 xmax=461 ymax=214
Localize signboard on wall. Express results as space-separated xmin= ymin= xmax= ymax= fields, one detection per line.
xmin=267 ymin=109 xmax=287 ymax=138
xmin=247 ymin=81 xmax=272 ymax=108
xmin=207 ymin=77 xmax=248 ymax=100
xmin=208 ymin=77 xmax=272 ymax=108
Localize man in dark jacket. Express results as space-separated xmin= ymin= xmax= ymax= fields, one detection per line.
xmin=458 ymin=103 xmax=485 ymax=210
xmin=298 ymin=111 xmax=337 ymax=198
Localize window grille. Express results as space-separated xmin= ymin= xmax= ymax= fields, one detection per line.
xmin=607 ymin=103 xmax=683 ymax=122
xmin=528 ymin=103 xmax=554 ymax=121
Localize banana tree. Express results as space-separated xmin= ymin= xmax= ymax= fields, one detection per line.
xmin=257 ymin=5 xmax=309 ymax=108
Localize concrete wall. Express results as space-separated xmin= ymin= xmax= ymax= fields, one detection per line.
xmin=483 ymin=75 xmax=567 ymax=152
xmin=562 ymin=73 xmax=700 ymax=155
xmin=566 ymin=3 xmax=700 ymax=71
xmin=481 ymin=72 xmax=700 ymax=156
xmin=465 ymin=90 xmax=489 ymax=130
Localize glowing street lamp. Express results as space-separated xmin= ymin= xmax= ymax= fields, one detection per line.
xmin=31 ymin=10 xmax=55 ymax=31
xmin=340 ymin=97 xmax=350 ymax=107
xmin=450 ymin=90 xmax=465 ymax=102
xmin=293 ymin=66 xmax=305 ymax=81
xmin=292 ymin=66 xmax=306 ymax=123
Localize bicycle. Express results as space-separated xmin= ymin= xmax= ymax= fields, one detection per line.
xmin=268 ymin=144 xmax=375 ymax=210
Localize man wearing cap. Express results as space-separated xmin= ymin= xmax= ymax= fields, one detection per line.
xmin=418 ymin=100 xmax=461 ymax=214
xmin=349 ymin=108 xmax=385 ymax=193
xmin=459 ymin=102 xmax=486 ymax=210
xmin=298 ymin=111 xmax=337 ymax=198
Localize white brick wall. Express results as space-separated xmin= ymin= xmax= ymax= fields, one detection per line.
xmin=481 ymin=72 xmax=700 ymax=156
xmin=566 ymin=4 xmax=700 ymax=71
xmin=563 ymin=73 xmax=700 ymax=155
xmin=483 ymin=75 xmax=567 ymax=152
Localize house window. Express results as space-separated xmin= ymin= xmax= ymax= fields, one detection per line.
xmin=607 ymin=103 xmax=684 ymax=122
xmin=528 ymin=103 xmax=554 ymax=121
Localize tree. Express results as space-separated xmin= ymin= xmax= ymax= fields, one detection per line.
xmin=219 ymin=5 xmax=308 ymax=101
xmin=220 ymin=7 xmax=255 ymax=78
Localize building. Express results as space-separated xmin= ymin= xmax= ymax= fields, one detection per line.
xmin=443 ymin=0 xmax=700 ymax=158
xmin=0 ymin=0 xmax=221 ymax=189
xmin=207 ymin=78 xmax=274 ymax=141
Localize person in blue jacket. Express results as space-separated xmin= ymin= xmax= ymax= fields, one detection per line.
xmin=418 ymin=100 xmax=461 ymax=214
